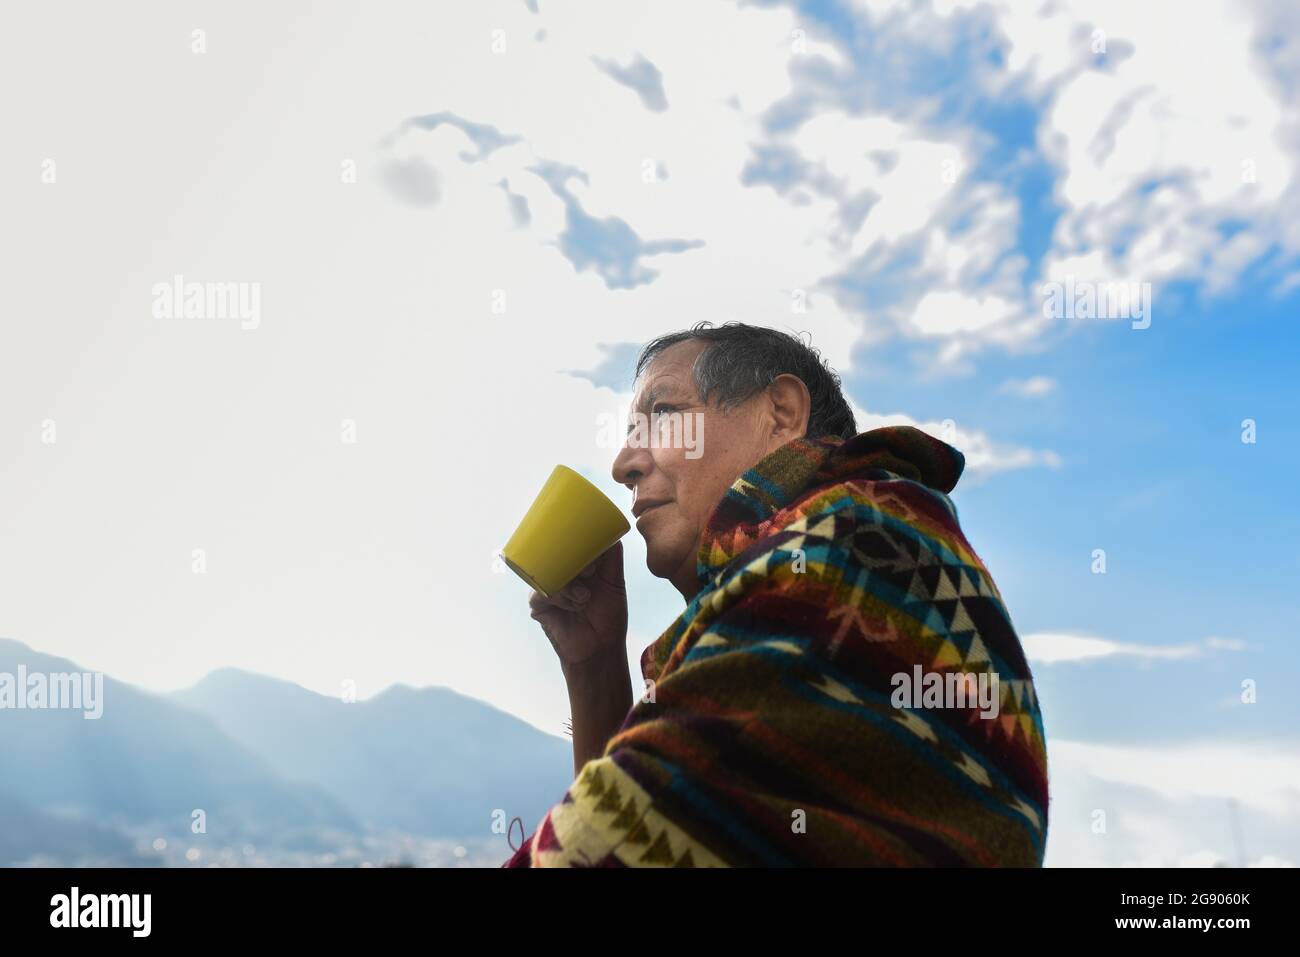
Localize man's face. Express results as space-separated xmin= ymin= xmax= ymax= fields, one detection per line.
xmin=611 ymin=340 xmax=783 ymax=596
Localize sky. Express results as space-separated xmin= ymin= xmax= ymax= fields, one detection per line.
xmin=1 ymin=0 xmax=1297 ymax=866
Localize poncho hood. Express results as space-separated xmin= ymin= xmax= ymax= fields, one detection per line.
xmin=696 ymin=425 xmax=966 ymax=593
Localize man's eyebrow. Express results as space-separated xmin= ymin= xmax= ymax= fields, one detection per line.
xmin=625 ymin=384 xmax=675 ymax=433
xmin=639 ymin=385 xmax=669 ymax=409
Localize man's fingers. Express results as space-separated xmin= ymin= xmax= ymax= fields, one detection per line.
xmin=596 ymin=540 xmax=626 ymax=589
xmin=553 ymin=584 xmax=590 ymax=611
xmin=528 ymin=591 xmax=568 ymax=618
xmin=529 ymin=586 xmax=587 ymax=615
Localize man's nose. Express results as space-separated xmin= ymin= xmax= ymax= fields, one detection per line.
xmin=612 ymin=439 xmax=653 ymax=490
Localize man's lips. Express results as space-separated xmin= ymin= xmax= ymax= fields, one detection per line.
xmin=631 ymin=499 xmax=671 ymax=519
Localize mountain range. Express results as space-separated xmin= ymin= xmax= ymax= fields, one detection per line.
xmin=0 ymin=638 xmax=571 ymax=866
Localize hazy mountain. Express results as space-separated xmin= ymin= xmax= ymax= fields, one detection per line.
xmin=0 ymin=637 xmax=573 ymax=866
xmin=171 ymin=668 xmax=573 ymax=838
xmin=0 ymin=790 xmax=148 ymax=867
xmin=0 ymin=638 xmax=358 ymax=864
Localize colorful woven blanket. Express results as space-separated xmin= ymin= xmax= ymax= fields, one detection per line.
xmin=504 ymin=425 xmax=1049 ymax=866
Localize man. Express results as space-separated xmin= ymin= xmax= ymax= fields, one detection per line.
xmin=504 ymin=321 xmax=1049 ymax=866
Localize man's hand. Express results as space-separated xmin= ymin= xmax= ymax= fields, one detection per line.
xmin=528 ymin=541 xmax=628 ymax=668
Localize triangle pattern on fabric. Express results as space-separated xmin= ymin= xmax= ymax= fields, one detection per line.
xmin=611 ymin=795 xmax=640 ymax=831
xmin=805 ymin=512 xmax=838 ymax=540
xmin=625 ymin=819 xmax=653 ymax=846
xmin=950 ymin=601 xmax=977 ymax=634
xmin=932 ymin=640 xmax=963 ymax=669
xmin=594 ymin=779 xmax=624 ymax=814
xmin=933 ymin=570 xmax=959 ymax=601
xmin=640 ymin=830 xmax=677 ymax=865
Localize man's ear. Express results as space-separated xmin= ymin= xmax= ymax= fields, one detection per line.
xmin=766 ymin=373 xmax=812 ymax=442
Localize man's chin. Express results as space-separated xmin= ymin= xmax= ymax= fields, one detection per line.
xmin=642 ymin=541 xmax=685 ymax=582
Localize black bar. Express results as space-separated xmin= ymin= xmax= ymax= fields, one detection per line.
xmin=0 ymin=866 xmax=1288 ymax=942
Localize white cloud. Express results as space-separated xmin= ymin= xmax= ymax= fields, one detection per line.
xmin=909 ymin=290 xmax=1017 ymax=337
xmin=1205 ymin=636 xmax=1247 ymax=652
xmin=999 ymin=375 xmax=1056 ymax=397
xmin=771 ymin=108 xmax=1041 ymax=360
xmin=968 ymin=0 xmax=1299 ymax=294
xmin=1024 ymin=632 xmax=1244 ymax=665
xmin=792 ymin=111 xmax=968 ymax=257
xmin=748 ymin=0 xmax=1300 ymax=366
xmin=1054 ymin=739 xmax=1300 ymax=817
xmin=1046 ymin=738 xmax=1300 ymax=866
xmin=378 ymin=0 xmax=1300 ymax=381
xmin=850 ymin=401 xmax=1060 ymax=481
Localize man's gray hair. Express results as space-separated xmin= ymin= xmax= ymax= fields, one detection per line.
xmin=634 ymin=321 xmax=857 ymax=440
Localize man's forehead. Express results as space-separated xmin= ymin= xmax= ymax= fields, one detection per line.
xmin=631 ymin=340 xmax=706 ymax=404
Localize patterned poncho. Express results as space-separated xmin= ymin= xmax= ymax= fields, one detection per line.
xmin=504 ymin=425 xmax=1049 ymax=866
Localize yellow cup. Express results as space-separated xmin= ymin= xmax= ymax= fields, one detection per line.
xmin=500 ymin=465 xmax=631 ymax=597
